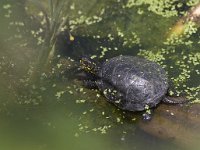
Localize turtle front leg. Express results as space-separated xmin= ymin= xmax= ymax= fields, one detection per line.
xmin=83 ymin=80 xmax=98 ymax=89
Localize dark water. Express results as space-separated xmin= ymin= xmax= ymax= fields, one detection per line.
xmin=0 ymin=0 xmax=200 ymax=150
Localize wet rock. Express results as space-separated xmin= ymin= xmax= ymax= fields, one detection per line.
xmin=139 ymin=103 xmax=200 ymax=149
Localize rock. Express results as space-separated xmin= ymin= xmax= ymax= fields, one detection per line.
xmin=139 ymin=103 xmax=200 ymax=149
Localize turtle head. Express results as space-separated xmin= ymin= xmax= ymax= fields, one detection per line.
xmin=79 ymin=56 xmax=99 ymax=75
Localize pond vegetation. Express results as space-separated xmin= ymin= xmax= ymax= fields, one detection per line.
xmin=0 ymin=0 xmax=200 ymax=150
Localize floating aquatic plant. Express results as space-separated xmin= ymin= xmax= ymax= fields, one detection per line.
xmin=1 ymin=1 xmax=200 ymax=138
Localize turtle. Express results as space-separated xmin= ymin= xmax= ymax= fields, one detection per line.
xmin=79 ymin=55 xmax=186 ymax=119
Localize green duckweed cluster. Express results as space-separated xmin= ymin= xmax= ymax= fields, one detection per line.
xmin=164 ymin=21 xmax=198 ymax=45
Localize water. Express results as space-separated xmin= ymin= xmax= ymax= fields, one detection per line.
xmin=0 ymin=0 xmax=200 ymax=150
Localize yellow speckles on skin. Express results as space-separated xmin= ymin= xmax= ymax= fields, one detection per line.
xmin=80 ymin=59 xmax=97 ymax=74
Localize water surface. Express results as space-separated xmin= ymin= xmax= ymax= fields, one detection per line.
xmin=0 ymin=0 xmax=200 ymax=150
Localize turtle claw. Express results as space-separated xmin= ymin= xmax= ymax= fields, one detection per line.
xmin=142 ymin=112 xmax=152 ymax=121
xmin=142 ymin=108 xmax=153 ymax=121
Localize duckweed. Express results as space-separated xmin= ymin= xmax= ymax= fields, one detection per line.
xmin=1 ymin=1 xmax=200 ymax=141
xmin=55 ymin=91 xmax=65 ymax=99
xmin=76 ymin=99 xmax=86 ymax=104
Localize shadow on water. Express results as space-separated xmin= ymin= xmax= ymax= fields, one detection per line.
xmin=0 ymin=0 xmax=200 ymax=150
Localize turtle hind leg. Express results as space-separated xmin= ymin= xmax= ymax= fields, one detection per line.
xmin=162 ymin=96 xmax=189 ymax=104
xmin=97 ymin=80 xmax=126 ymax=108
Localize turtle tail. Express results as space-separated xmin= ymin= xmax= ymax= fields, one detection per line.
xmin=162 ymin=96 xmax=189 ymax=104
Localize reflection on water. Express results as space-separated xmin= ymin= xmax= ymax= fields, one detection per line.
xmin=0 ymin=0 xmax=200 ymax=150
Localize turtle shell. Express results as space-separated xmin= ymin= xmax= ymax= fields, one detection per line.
xmin=96 ymin=55 xmax=169 ymax=111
